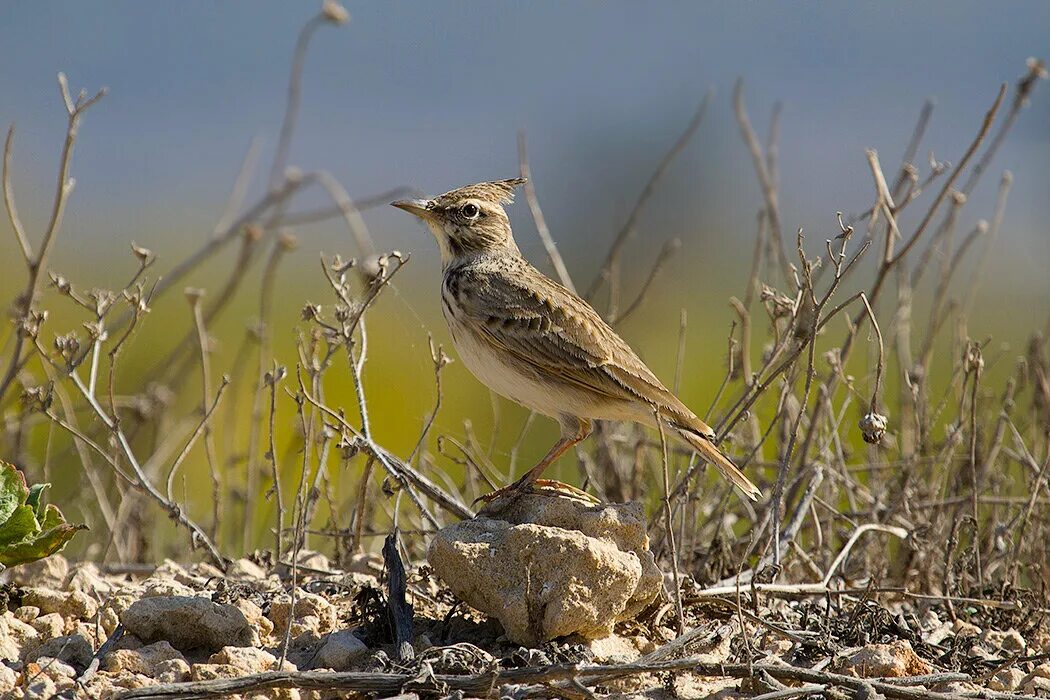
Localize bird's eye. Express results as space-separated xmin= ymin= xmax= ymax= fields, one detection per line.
xmin=461 ymin=203 xmax=480 ymax=219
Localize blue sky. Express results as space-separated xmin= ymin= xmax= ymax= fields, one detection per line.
xmin=0 ymin=2 xmax=1047 ymax=289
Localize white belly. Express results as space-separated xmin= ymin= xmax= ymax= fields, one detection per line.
xmin=444 ymin=305 xmax=636 ymax=423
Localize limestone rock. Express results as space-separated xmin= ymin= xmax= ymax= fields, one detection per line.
xmin=234 ymin=598 xmax=274 ymax=642
xmin=29 ymin=613 xmax=65 ymax=640
xmin=154 ymin=657 xmax=192 ymax=683
xmin=478 ymin=493 xmax=662 ymax=619
xmin=13 ymin=607 xmax=39 ymax=623
xmin=429 ymin=493 xmax=661 ymax=645
xmin=6 ymin=555 xmax=69 ymax=589
xmin=0 ymin=612 xmax=38 ymax=661
xmin=988 ymin=667 xmax=1024 ymax=692
xmin=65 ymin=562 xmax=115 ymax=597
xmin=268 ymin=590 xmax=337 ymax=637
xmin=227 ymin=557 xmax=268 ymax=580
xmin=105 ymin=640 xmax=187 ymax=675
xmin=28 ymin=633 xmax=94 ymax=672
xmin=209 ymin=645 xmax=296 ymax=673
xmin=120 ymin=596 xmax=255 ymax=652
xmin=21 ymin=587 xmax=98 ymax=621
xmin=0 ymin=663 xmax=17 ymax=693
xmin=310 ymin=629 xmax=368 ymax=670
xmin=836 ymin=640 xmax=932 ymax=678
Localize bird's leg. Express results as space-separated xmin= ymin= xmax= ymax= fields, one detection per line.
xmin=475 ymin=417 xmax=594 ymax=504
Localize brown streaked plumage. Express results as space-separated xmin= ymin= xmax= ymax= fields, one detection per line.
xmin=392 ymin=179 xmax=761 ymax=502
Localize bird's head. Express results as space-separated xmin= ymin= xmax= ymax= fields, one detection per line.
xmin=392 ymin=178 xmax=525 ymax=264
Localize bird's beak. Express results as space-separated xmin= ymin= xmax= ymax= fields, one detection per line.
xmin=391 ymin=198 xmax=438 ymax=223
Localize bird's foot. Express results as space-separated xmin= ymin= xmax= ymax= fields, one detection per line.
xmin=472 ymin=478 xmax=600 ymax=508
xmin=531 ymin=479 xmax=602 ymax=505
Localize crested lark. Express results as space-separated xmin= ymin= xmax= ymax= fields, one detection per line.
xmin=392 ymin=179 xmax=761 ymax=502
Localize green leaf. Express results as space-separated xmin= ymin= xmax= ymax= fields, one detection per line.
xmin=0 ymin=505 xmax=41 ymax=546
xmin=0 ymin=462 xmax=29 ymax=525
xmin=27 ymin=483 xmax=49 ymax=519
xmin=0 ymin=522 xmax=87 ymax=567
xmin=0 ymin=460 xmax=85 ymax=567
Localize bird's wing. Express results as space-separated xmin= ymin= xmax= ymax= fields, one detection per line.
xmin=451 ymin=260 xmax=708 ymax=430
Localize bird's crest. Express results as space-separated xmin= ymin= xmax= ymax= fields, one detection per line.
xmin=435 ymin=178 xmax=526 ymax=207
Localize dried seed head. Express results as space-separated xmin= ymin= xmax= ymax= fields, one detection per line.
xmin=22 ymin=383 xmax=54 ymax=412
xmin=131 ymin=242 xmax=154 ymax=264
xmin=184 ymin=287 xmax=205 ymax=305
xmin=19 ymin=310 xmax=47 ymax=339
xmin=54 ymin=332 xmax=81 ymax=364
xmin=284 ymin=166 xmax=303 ymax=185
xmin=278 ymin=230 xmax=299 ymax=251
xmin=321 ymin=0 xmax=349 ymax=25
xmin=50 ymin=273 xmax=72 ymax=295
xmin=90 ymin=289 xmax=116 ymax=316
xmin=823 ymin=348 xmax=842 ymax=372
xmin=264 ymin=365 xmax=287 ymax=386
xmin=964 ymin=342 xmax=985 ymax=375
xmin=301 ymin=303 xmax=323 ymax=322
xmin=859 ymin=411 xmax=888 ymax=445
xmin=244 ymin=224 xmax=265 ymax=242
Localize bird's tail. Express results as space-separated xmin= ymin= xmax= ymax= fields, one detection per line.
xmin=671 ymin=424 xmax=762 ymax=502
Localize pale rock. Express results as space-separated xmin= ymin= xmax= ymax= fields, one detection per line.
xmin=120 ymin=595 xmax=255 ymax=652
xmin=922 ymin=621 xmax=954 ymax=646
xmin=428 ymin=494 xmax=661 ymax=645
xmin=268 ymin=591 xmax=337 ymax=636
xmin=836 ymin=640 xmax=932 ymax=678
xmin=155 ymin=657 xmax=192 ymax=683
xmin=0 ymin=612 xmax=39 ymax=661
xmin=13 ymin=607 xmax=39 ymax=623
xmin=672 ymin=673 xmax=739 ymax=699
xmin=585 ymin=634 xmax=644 ymax=663
xmin=953 ymin=619 xmax=981 ymax=636
xmin=65 ymin=562 xmax=114 ymax=597
xmin=1000 ymin=628 xmax=1026 ymax=654
xmin=73 ymin=621 xmax=101 ymax=647
xmin=988 ymin=667 xmax=1025 ymax=691
xmin=100 ymin=594 xmax=138 ymax=636
xmin=28 ymin=633 xmax=94 ymax=672
xmin=1031 ymin=662 xmax=1050 ymax=679
xmin=105 ymin=640 xmax=186 ymax=675
xmin=152 ymin=559 xmax=194 ymax=584
xmin=32 ymin=656 xmax=76 ymax=680
xmin=104 ymin=672 xmax=157 ymax=694
xmin=99 ymin=605 xmax=121 ymax=637
xmin=21 ymin=587 xmax=98 ymax=621
xmin=1023 ymin=674 xmax=1050 ymax=695
xmin=140 ymin=577 xmax=197 ymax=598
xmin=191 ymin=662 xmax=241 ymax=681
xmin=310 ymin=629 xmax=368 ymax=670
xmin=30 ymin=613 xmax=65 ymax=640
xmin=190 ymin=562 xmax=226 ymax=580
xmin=227 ymin=557 xmax=268 ymax=580
xmin=0 ymin=663 xmax=16 ymax=692
xmin=234 ymin=598 xmax=274 ymax=641
xmin=24 ymin=674 xmax=57 ymax=700
xmin=7 ymin=555 xmax=69 ymax=589
xmin=477 ymin=494 xmax=662 ymax=620
xmin=296 ymin=550 xmax=333 ymax=572
xmin=209 ymin=645 xmax=296 ymax=673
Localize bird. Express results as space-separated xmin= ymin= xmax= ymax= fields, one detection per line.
xmin=392 ymin=178 xmax=761 ymax=503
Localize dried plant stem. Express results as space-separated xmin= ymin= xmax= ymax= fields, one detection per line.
xmin=189 ymin=294 xmax=223 ymax=542
xmin=0 ymin=74 xmax=107 ymax=404
xmin=654 ymin=409 xmax=685 ymax=635
xmin=518 ymin=131 xmax=576 ymax=293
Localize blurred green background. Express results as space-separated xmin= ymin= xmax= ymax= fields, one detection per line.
xmin=0 ymin=2 xmax=1047 ymax=559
